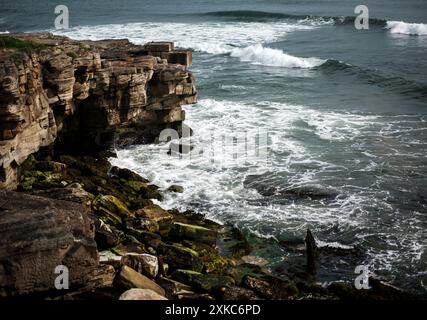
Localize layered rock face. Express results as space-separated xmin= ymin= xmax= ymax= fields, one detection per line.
xmin=0 ymin=190 xmax=98 ymax=297
xmin=0 ymin=33 xmax=196 ymax=190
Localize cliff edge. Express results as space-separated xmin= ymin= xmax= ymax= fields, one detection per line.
xmin=0 ymin=33 xmax=196 ymax=190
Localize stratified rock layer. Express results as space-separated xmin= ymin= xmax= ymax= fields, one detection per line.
xmin=0 ymin=33 xmax=196 ymax=189
xmin=0 ymin=190 xmax=98 ymax=297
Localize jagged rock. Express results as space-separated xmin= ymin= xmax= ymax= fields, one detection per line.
xmin=305 ymin=229 xmax=318 ymax=275
xmin=119 ymin=288 xmax=167 ymax=300
xmin=171 ymin=270 xmax=235 ymax=293
xmin=113 ymin=265 xmax=165 ymax=296
xmin=169 ymin=222 xmax=218 ymax=245
xmin=0 ymin=33 xmax=197 ymax=190
xmin=121 ymin=253 xmax=159 ymax=279
xmin=158 ymin=243 xmax=203 ymax=272
xmin=0 ymin=190 xmax=98 ymax=297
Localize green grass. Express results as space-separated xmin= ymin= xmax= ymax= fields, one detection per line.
xmin=0 ymin=36 xmax=47 ymax=54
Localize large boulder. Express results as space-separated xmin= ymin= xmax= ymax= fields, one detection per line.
xmin=113 ymin=265 xmax=165 ymax=296
xmin=119 ymin=288 xmax=167 ymax=300
xmin=0 ymin=190 xmax=98 ymax=297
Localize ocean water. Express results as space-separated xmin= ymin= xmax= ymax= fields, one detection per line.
xmin=2 ymin=0 xmax=426 ymax=295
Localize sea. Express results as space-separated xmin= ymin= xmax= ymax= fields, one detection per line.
xmin=1 ymin=0 xmax=426 ymax=295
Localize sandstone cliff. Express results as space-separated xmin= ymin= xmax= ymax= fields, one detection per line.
xmin=0 ymin=33 xmax=196 ymax=190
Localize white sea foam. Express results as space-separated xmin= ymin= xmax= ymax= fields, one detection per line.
xmin=230 ymin=44 xmax=325 ymax=68
xmin=386 ymin=21 xmax=427 ymax=36
xmin=52 ymin=20 xmax=326 ymax=67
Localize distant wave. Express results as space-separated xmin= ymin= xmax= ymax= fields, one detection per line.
xmin=202 ymin=10 xmax=387 ymax=27
xmin=317 ymin=60 xmax=427 ymax=100
xmin=386 ymin=21 xmax=427 ymax=36
xmin=230 ymin=44 xmax=325 ymax=69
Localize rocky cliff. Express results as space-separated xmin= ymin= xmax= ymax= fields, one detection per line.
xmin=0 ymin=33 xmax=196 ymax=190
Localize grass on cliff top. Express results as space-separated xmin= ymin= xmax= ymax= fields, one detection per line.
xmin=0 ymin=36 xmax=47 ymax=54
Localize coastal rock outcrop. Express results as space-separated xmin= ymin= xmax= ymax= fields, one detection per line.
xmin=0 ymin=190 xmax=98 ymax=297
xmin=0 ymin=33 xmax=196 ymax=190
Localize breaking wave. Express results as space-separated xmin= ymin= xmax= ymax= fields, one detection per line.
xmin=230 ymin=44 xmax=325 ymax=69
xmin=386 ymin=21 xmax=427 ymax=36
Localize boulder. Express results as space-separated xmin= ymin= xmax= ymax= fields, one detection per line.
xmin=119 ymin=288 xmax=167 ymax=300
xmin=136 ymin=205 xmax=174 ymax=232
xmin=158 ymin=243 xmax=203 ymax=272
xmin=171 ymin=270 xmax=235 ymax=293
xmin=169 ymin=222 xmax=217 ymax=245
xmin=121 ymin=253 xmax=159 ymax=278
xmin=0 ymin=190 xmax=98 ymax=297
xmin=113 ymin=265 xmax=165 ymax=296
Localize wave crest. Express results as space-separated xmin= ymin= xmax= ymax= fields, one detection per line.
xmin=230 ymin=44 xmax=325 ymax=69
xmin=386 ymin=21 xmax=427 ymax=36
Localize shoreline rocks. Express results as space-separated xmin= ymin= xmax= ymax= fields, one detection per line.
xmin=0 ymin=33 xmax=419 ymax=301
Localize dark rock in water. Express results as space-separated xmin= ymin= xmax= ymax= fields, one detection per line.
xmin=305 ymin=229 xmax=318 ymax=275
xmin=171 ymin=269 xmax=235 ymax=293
xmin=167 ymin=184 xmax=184 ymax=193
xmin=0 ymin=190 xmax=98 ymax=297
xmin=158 ymin=243 xmax=204 ymax=272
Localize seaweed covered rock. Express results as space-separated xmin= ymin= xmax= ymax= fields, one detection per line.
xmin=158 ymin=243 xmax=203 ymax=272
xmin=169 ymin=222 xmax=218 ymax=245
xmin=171 ymin=270 xmax=235 ymax=293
